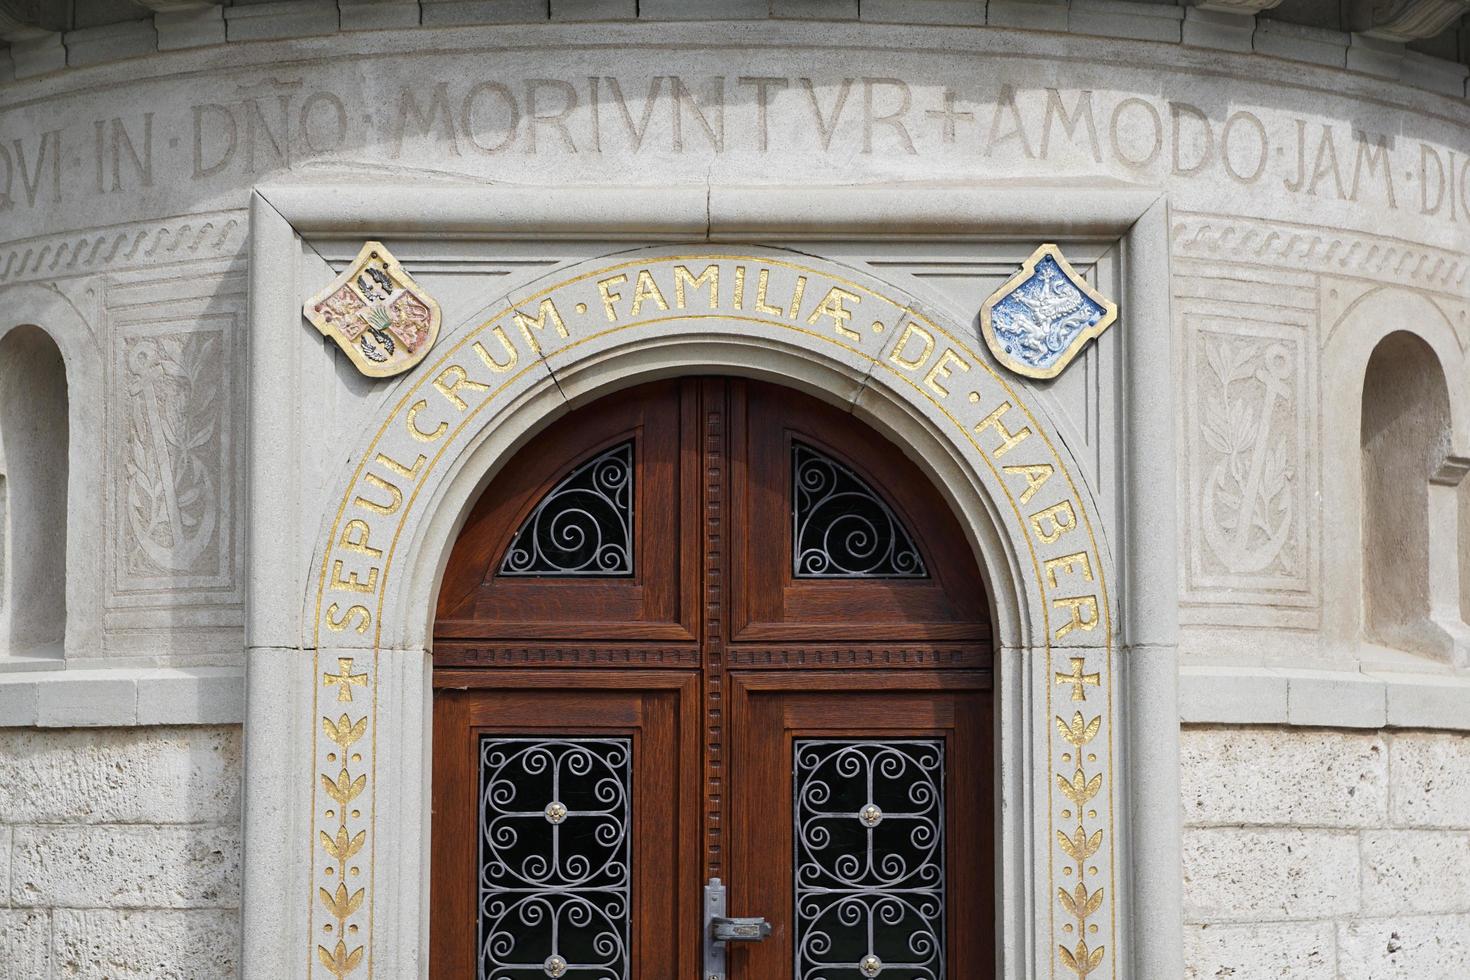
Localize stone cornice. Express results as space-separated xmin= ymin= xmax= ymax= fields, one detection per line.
xmin=1357 ymin=0 xmax=1470 ymax=39
xmin=0 ymin=0 xmax=64 ymax=40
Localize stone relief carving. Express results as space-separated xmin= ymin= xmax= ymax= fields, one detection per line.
xmin=1198 ymin=335 xmax=1295 ymax=577
xmin=0 ymin=213 xmax=242 ymax=286
xmin=106 ymin=294 xmax=240 ymax=620
xmin=1182 ymin=307 xmax=1318 ymax=618
xmin=1172 ymin=213 xmax=1470 ymax=297
xmin=123 ymin=330 xmax=220 ymax=575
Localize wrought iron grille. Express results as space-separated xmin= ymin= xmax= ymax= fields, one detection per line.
xmin=794 ymin=739 xmax=946 ymax=980
xmin=478 ymin=737 xmax=632 ymax=980
xmin=792 ymin=443 xmax=927 ymax=579
xmin=499 ymin=441 xmax=634 ymax=577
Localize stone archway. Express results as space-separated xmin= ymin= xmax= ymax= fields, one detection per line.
xmin=294 ymin=245 xmax=1118 ymax=979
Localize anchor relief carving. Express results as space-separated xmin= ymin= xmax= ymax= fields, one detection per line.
xmin=1199 ymin=335 xmax=1296 ymax=575
xmin=123 ymin=332 xmax=221 ymax=575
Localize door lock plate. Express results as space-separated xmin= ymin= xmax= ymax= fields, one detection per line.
xmin=703 ymin=878 xmax=771 ymax=980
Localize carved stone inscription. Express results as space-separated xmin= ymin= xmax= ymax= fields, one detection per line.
xmin=0 ymin=54 xmax=1462 ymax=242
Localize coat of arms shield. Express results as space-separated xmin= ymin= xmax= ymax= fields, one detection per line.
xmin=303 ymin=241 xmax=442 ymax=378
xmin=980 ymin=244 xmax=1118 ymax=381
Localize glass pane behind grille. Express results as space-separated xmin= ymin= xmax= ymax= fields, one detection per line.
xmin=478 ymin=737 xmax=631 ymax=980
xmin=499 ymin=441 xmax=634 ymax=577
xmin=794 ymin=739 xmax=946 ymax=980
xmin=791 ymin=443 xmax=927 ymax=579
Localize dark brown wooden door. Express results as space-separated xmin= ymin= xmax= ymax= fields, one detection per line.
xmin=432 ymin=378 xmax=994 ymax=980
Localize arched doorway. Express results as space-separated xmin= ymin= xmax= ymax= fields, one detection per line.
xmin=430 ymin=376 xmax=995 ymax=979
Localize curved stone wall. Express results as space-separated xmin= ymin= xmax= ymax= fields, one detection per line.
xmin=1 ymin=13 xmax=1468 ymax=980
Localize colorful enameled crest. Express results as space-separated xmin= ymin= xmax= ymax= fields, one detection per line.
xmin=303 ymin=241 xmax=441 ymax=378
xmin=980 ymin=244 xmax=1118 ymax=380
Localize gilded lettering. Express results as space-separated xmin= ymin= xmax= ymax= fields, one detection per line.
xmin=375 ymin=451 xmax=426 ymax=481
xmin=514 ymin=298 xmax=570 ymax=352
xmin=1003 ymin=462 xmax=1054 ymax=504
xmin=887 ymin=322 xmax=935 ymax=371
xmin=341 ymin=519 xmax=383 ymax=559
xmin=788 ymin=276 xmax=807 ymax=319
xmin=354 ymin=472 xmax=403 ymax=516
xmin=754 ymin=269 xmax=785 ymax=317
xmin=406 ymin=400 xmax=448 ymax=442
xmin=1043 ymin=551 xmax=1094 ymax=587
xmin=922 ymin=348 xmax=970 ymax=398
xmin=473 ymin=326 xmax=519 ymax=372
xmin=630 ymin=269 xmax=670 ymax=316
xmin=433 ymin=364 xmax=490 ymax=412
xmin=973 ymin=402 xmax=1031 ymax=458
xmin=1030 ymin=500 xmax=1077 ymax=544
xmin=598 ymin=273 xmax=628 ymax=321
xmin=1053 ymin=595 xmax=1100 ymax=638
xmin=806 ymin=286 xmax=863 ymax=339
xmin=674 ymin=264 xmax=719 ymax=309
xmin=326 ymin=602 xmax=372 ymax=634
xmin=733 ymin=266 xmax=746 ymax=310
xmin=331 ymin=559 xmax=379 ymax=593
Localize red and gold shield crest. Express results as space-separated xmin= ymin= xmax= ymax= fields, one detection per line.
xmin=303 ymin=241 xmax=442 ymax=378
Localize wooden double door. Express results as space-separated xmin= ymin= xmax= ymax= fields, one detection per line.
xmin=431 ymin=378 xmax=994 ymax=980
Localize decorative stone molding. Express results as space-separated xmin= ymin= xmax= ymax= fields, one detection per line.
xmin=132 ymin=0 xmax=222 ymax=10
xmin=1190 ymin=0 xmax=1285 ymax=15
xmin=1355 ymin=0 xmax=1470 ymax=39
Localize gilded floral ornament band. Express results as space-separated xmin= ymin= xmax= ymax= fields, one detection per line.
xmin=314 ymin=655 xmax=371 ymax=978
xmin=981 ymin=244 xmax=1118 ymax=380
xmin=304 ymin=241 xmax=442 ymax=378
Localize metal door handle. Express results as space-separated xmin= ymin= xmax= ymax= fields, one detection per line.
xmin=710 ymin=916 xmax=772 ymax=942
xmin=703 ymin=878 xmax=771 ymax=979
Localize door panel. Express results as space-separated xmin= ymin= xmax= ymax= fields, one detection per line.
xmin=729 ymin=381 xmax=991 ymax=648
xmin=431 ymin=377 xmax=996 ymax=979
xmin=430 ymin=672 xmax=702 ymax=980
xmin=727 ymin=672 xmax=993 ymax=980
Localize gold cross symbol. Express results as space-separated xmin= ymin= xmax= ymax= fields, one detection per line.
xmin=1055 ymin=656 xmax=1100 ymax=702
xmin=324 ymin=657 xmax=368 ymax=702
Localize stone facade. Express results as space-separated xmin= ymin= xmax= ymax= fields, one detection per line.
xmin=1182 ymin=727 xmax=1470 ymax=979
xmin=0 ymin=2 xmax=1468 ymax=978
xmin=0 ymin=726 xmax=242 ymax=979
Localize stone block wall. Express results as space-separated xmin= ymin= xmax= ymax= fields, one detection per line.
xmin=0 ymin=726 xmax=242 ymax=979
xmin=1183 ymin=726 xmax=1470 ymax=979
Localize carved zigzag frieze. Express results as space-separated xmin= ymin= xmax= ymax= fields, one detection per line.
xmin=0 ymin=212 xmax=244 ymax=284
xmin=1171 ymin=212 xmax=1470 ymax=297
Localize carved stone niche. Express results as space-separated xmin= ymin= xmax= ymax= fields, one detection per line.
xmin=1351 ymin=0 xmax=1470 ymax=40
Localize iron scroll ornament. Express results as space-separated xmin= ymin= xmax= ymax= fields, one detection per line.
xmin=499 ymin=441 xmax=634 ymax=577
xmin=478 ymin=737 xmax=632 ymax=980
xmin=792 ymin=443 xmax=928 ymax=579
xmin=795 ymin=740 xmax=947 ymax=980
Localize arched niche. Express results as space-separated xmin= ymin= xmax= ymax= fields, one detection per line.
xmin=1323 ymin=286 xmax=1470 ymax=666
xmin=1361 ymin=332 xmax=1466 ymax=661
xmin=0 ymin=326 xmax=69 ymax=656
xmin=0 ymin=284 xmax=105 ymax=661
